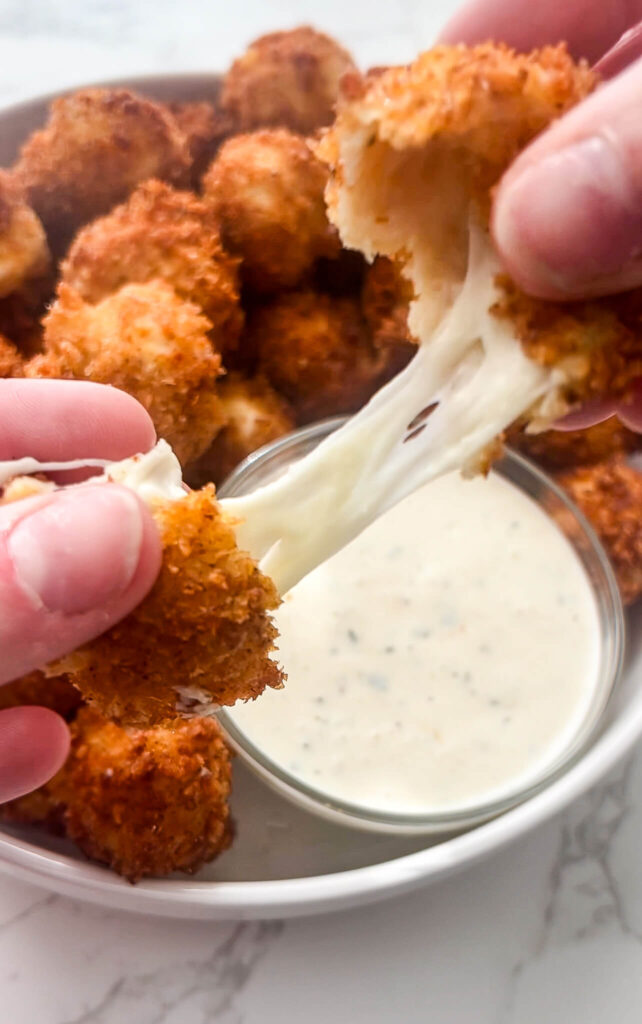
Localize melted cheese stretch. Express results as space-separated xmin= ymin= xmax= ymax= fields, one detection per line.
xmin=221 ymin=231 xmax=556 ymax=594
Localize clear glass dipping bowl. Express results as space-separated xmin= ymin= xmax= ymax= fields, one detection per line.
xmin=218 ymin=418 xmax=625 ymax=835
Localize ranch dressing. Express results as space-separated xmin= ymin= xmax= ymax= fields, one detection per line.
xmin=229 ymin=470 xmax=601 ymax=814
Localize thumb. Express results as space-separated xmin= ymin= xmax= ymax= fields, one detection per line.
xmin=492 ymin=57 xmax=642 ymax=299
xmin=0 ymin=483 xmax=161 ymax=685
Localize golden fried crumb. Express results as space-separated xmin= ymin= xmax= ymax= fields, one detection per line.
xmin=0 ymin=334 xmax=22 ymax=376
xmin=13 ymin=89 xmax=189 ymax=249
xmin=557 ymin=458 xmax=642 ymax=605
xmin=361 ymin=256 xmax=417 ymax=375
xmin=0 ymin=671 xmax=81 ymax=717
xmin=30 ymin=280 xmax=225 ymax=465
xmin=187 ymin=372 xmax=295 ymax=486
xmin=168 ymin=101 xmax=236 ymax=186
xmin=53 ymin=708 xmax=233 ymax=881
xmin=0 ymin=287 xmax=48 ymax=358
xmin=61 ymin=180 xmax=243 ymax=354
xmin=51 ymin=486 xmax=283 ymax=726
xmin=0 ymin=171 xmax=50 ymax=298
xmin=509 ymin=416 xmax=638 ymax=470
xmin=249 ymin=289 xmax=391 ymax=422
xmin=221 ymin=26 xmax=356 ymax=135
xmin=203 ymin=128 xmax=339 ymax=293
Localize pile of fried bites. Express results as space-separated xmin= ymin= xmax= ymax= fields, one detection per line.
xmin=0 ymin=27 xmax=641 ymax=882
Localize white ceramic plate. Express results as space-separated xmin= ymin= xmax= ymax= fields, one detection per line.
xmin=0 ymin=76 xmax=640 ymax=920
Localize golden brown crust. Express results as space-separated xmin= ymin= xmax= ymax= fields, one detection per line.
xmin=0 ymin=171 xmax=50 ymax=299
xmin=203 ymin=128 xmax=339 ymax=293
xmin=51 ymin=486 xmax=283 ymax=726
xmin=54 ymin=708 xmax=233 ymax=881
xmin=60 ymin=180 xmax=243 ymax=354
xmin=361 ymin=256 xmax=417 ymax=375
xmin=249 ymin=288 xmax=392 ymax=422
xmin=30 ymin=280 xmax=225 ymax=465
xmin=221 ymin=26 xmax=356 ymax=135
xmin=187 ymin=372 xmax=295 ymax=486
xmin=0 ymin=671 xmax=81 ymax=717
xmin=168 ymin=101 xmax=236 ymax=186
xmin=508 ymin=416 xmax=639 ymax=471
xmin=557 ymin=458 xmax=642 ymax=605
xmin=0 ymin=334 xmax=22 ymax=376
xmin=13 ymin=89 xmax=190 ymax=249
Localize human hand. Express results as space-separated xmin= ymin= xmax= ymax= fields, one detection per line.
xmin=0 ymin=379 xmax=161 ymax=802
xmin=441 ymin=0 xmax=642 ymax=429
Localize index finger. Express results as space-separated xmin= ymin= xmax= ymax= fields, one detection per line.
xmin=439 ymin=0 xmax=642 ymax=63
xmin=0 ymin=379 xmax=156 ymax=462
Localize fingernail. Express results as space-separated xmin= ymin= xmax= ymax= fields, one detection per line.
xmin=8 ymin=485 xmax=144 ymax=615
xmin=494 ymin=136 xmax=642 ymax=293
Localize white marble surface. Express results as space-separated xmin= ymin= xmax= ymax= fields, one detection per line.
xmin=1 ymin=1 xmax=641 ymax=1021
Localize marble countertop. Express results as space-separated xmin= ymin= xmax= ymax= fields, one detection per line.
xmin=1 ymin=1 xmax=641 ymax=1021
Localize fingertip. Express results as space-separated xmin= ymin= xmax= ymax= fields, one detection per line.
xmin=0 ymin=706 xmax=70 ymax=802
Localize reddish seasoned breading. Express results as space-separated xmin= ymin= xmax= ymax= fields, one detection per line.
xmin=50 ymin=486 xmax=283 ymax=726
xmin=221 ymin=26 xmax=356 ymax=135
xmin=53 ymin=708 xmax=233 ymax=881
xmin=361 ymin=256 xmax=417 ymax=376
xmin=187 ymin=372 xmax=295 ymax=486
xmin=168 ymin=101 xmax=236 ymax=186
xmin=250 ymin=289 xmax=391 ymax=422
xmin=0 ymin=171 xmax=50 ymax=299
xmin=60 ymin=180 xmax=243 ymax=355
xmin=509 ymin=416 xmax=638 ymax=471
xmin=30 ymin=280 xmax=225 ymax=465
xmin=13 ymin=89 xmax=189 ymax=249
xmin=203 ymin=128 xmax=339 ymax=293
xmin=557 ymin=458 xmax=642 ymax=605
xmin=0 ymin=671 xmax=81 ymax=717
xmin=0 ymin=334 xmax=22 ymax=376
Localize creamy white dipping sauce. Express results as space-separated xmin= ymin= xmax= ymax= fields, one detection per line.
xmin=228 ymin=470 xmax=601 ymax=815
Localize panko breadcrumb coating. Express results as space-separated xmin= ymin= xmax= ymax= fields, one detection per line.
xmin=361 ymin=256 xmax=417 ymax=376
xmin=61 ymin=180 xmax=243 ymax=354
xmin=168 ymin=101 xmax=236 ymax=186
xmin=221 ymin=26 xmax=356 ymax=135
xmin=250 ymin=289 xmax=390 ymax=422
xmin=557 ymin=458 xmax=642 ymax=605
xmin=0 ymin=334 xmax=22 ymax=376
xmin=203 ymin=128 xmax=339 ymax=293
xmin=0 ymin=671 xmax=81 ymax=717
xmin=51 ymin=485 xmax=283 ymax=726
xmin=317 ymin=45 xmax=642 ymax=417
xmin=0 ymin=172 xmax=49 ymax=299
xmin=30 ymin=280 xmax=225 ymax=465
xmin=509 ymin=416 xmax=638 ymax=470
xmin=13 ymin=89 xmax=189 ymax=249
xmin=53 ymin=708 xmax=233 ymax=881
xmin=187 ymin=372 xmax=295 ymax=486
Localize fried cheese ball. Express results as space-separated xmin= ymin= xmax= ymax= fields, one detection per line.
xmin=250 ymin=289 xmax=389 ymax=422
xmin=51 ymin=485 xmax=283 ymax=726
xmin=203 ymin=128 xmax=339 ymax=293
xmin=557 ymin=458 xmax=642 ymax=605
xmin=52 ymin=708 xmax=233 ymax=881
xmin=0 ymin=334 xmax=22 ymax=376
xmin=168 ymin=101 xmax=235 ymax=186
xmin=508 ymin=416 xmax=638 ymax=470
xmin=187 ymin=372 xmax=295 ymax=486
xmin=60 ymin=180 xmax=243 ymax=354
xmin=361 ymin=256 xmax=417 ymax=376
xmin=30 ymin=280 xmax=225 ymax=465
xmin=317 ymin=45 xmax=642 ymax=417
xmin=13 ymin=89 xmax=189 ymax=248
xmin=0 ymin=172 xmax=50 ymax=299
xmin=220 ymin=26 xmax=356 ymax=135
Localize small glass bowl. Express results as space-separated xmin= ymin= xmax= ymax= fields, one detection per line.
xmin=218 ymin=418 xmax=625 ymax=835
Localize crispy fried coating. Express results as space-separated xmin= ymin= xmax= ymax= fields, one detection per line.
xmin=361 ymin=256 xmax=417 ymax=376
xmin=508 ymin=416 xmax=638 ymax=470
xmin=0 ymin=334 xmax=22 ymax=376
xmin=0 ymin=286 xmax=48 ymax=358
xmin=317 ymin=44 xmax=642 ymax=415
xmin=0 ymin=671 xmax=81 ymax=717
xmin=53 ymin=708 xmax=233 ymax=881
xmin=250 ymin=289 xmax=390 ymax=422
xmin=51 ymin=486 xmax=283 ymax=726
xmin=557 ymin=458 xmax=642 ymax=605
xmin=203 ymin=128 xmax=339 ymax=293
xmin=60 ymin=180 xmax=243 ymax=354
xmin=168 ymin=101 xmax=235 ymax=186
xmin=221 ymin=26 xmax=356 ymax=135
xmin=187 ymin=372 xmax=295 ymax=486
xmin=13 ymin=89 xmax=189 ymax=249
xmin=0 ymin=172 xmax=50 ymax=299
xmin=30 ymin=280 xmax=225 ymax=465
